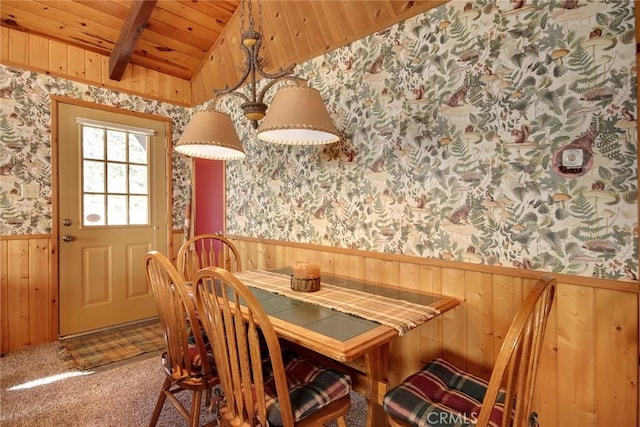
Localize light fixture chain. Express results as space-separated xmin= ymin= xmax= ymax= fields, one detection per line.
xmin=258 ymin=0 xmax=263 ymax=35
xmin=247 ymin=0 xmax=255 ymax=31
xmin=240 ymin=0 xmax=245 ymax=33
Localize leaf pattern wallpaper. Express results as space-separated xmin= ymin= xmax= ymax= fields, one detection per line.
xmin=0 ymin=67 xmax=193 ymax=234
xmin=0 ymin=0 xmax=637 ymax=281
xmin=225 ymin=0 xmax=638 ymax=281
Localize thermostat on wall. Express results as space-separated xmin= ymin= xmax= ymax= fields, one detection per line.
xmin=562 ymin=148 xmax=584 ymax=167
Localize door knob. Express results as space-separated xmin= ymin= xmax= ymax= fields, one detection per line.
xmin=62 ymin=235 xmax=75 ymax=242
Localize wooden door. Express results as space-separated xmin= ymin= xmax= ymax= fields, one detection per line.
xmin=57 ymin=103 xmax=168 ymax=336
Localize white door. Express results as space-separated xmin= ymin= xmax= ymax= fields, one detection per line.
xmin=57 ymin=103 xmax=169 ymax=336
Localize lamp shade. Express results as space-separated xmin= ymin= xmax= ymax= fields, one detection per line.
xmin=175 ymin=111 xmax=246 ymax=160
xmin=257 ymin=86 xmax=341 ymax=145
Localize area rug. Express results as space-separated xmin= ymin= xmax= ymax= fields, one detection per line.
xmin=60 ymin=319 xmax=165 ymax=370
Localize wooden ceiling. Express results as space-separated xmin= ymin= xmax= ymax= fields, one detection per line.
xmin=1 ymin=0 xmax=240 ymax=81
xmin=1 ymin=0 xmax=447 ymax=104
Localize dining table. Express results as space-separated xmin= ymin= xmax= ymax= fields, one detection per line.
xmin=229 ymin=267 xmax=460 ymax=427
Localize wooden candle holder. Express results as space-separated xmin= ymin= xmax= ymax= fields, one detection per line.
xmin=290 ymin=276 xmax=321 ymax=292
xmin=290 ymin=261 xmax=321 ymax=292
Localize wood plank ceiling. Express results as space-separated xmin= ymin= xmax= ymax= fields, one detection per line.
xmin=0 ymin=0 xmax=448 ymax=104
xmin=1 ymin=0 xmax=240 ymax=81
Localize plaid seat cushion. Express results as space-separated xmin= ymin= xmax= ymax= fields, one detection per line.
xmin=263 ymin=349 xmax=352 ymax=426
xmin=383 ymin=358 xmax=507 ymax=427
xmin=161 ymin=343 xmax=215 ymax=379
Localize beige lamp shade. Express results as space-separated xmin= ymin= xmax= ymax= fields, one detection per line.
xmin=257 ymin=86 xmax=341 ymax=145
xmin=175 ymin=111 xmax=246 ymax=160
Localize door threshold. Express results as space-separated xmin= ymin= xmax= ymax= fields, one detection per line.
xmin=58 ymin=316 xmax=160 ymax=340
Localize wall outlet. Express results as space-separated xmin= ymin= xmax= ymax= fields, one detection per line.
xmin=21 ymin=183 xmax=40 ymax=199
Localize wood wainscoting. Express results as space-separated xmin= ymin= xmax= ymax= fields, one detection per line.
xmin=0 ymin=235 xmax=57 ymax=353
xmin=2 ymin=232 xmax=638 ymax=425
xmin=230 ymin=236 xmax=639 ymax=427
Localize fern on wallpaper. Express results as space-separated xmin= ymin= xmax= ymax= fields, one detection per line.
xmin=226 ymin=0 xmax=638 ymax=281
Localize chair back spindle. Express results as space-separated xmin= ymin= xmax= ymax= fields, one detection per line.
xmin=177 ymin=234 xmax=242 ymax=280
xmin=145 ymin=251 xmax=218 ymax=426
xmin=384 ymin=275 xmax=556 ymax=427
xmin=193 ymin=267 xmax=351 ymax=426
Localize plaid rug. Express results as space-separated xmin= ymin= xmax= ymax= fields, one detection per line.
xmin=60 ymin=319 xmax=165 ymax=370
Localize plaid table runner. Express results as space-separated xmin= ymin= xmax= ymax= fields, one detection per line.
xmin=235 ymin=270 xmax=441 ymax=336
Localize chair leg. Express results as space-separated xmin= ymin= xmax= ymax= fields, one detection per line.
xmin=149 ymin=377 xmax=171 ymax=427
xmin=190 ymin=389 xmax=203 ymax=427
xmin=336 ymin=415 xmax=348 ymax=427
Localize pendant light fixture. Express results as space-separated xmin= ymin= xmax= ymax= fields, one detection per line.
xmin=175 ymin=0 xmax=340 ymax=160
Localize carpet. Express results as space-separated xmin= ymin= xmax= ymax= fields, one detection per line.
xmin=1 ymin=342 xmax=367 ymax=427
xmin=60 ymin=319 xmax=165 ymax=370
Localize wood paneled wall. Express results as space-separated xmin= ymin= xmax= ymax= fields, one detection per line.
xmin=0 ymin=235 xmax=57 ymax=354
xmin=229 ymin=235 xmax=638 ymax=427
xmin=0 ymin=26 xmax=191 ymax=106
xmin=1 ymin=232 xmax=638 ymax=425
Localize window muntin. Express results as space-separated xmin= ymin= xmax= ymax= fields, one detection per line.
xmin=80 ymin=124 xmax=150 ymax=227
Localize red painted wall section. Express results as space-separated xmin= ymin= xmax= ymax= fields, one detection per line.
xmin=194 ymin=158 xmax=224 ymax=235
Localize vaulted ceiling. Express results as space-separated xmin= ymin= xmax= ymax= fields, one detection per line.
xmin=1 ymin=0 xmax=447 ymax=104
xmin=1 ymin=0 xmax=240 ymax=81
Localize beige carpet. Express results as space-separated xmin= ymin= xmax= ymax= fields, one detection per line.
xmin=0 ymin=341 xmax=368 ymax=426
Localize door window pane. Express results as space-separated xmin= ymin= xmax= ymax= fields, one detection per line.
xmin=107 ymin=195 xmax=127 ymax=225
xmin=129 ymin=165 xmax=148 ymax=194
xmin=82 ymin=127 xmax=105 ymax=160
xmin=84 ymin=194 xmax=105 ymax=225
xmin=129 ymin=196 xmax=148 ymax=224
xmin=107 ymin=163 xmax=127 ymax=193
xmin=129 ymin=134 xmax=148 ymax=164
xmin=81 ymin=125 xmax=151 ymax=227
xmin=107 ymin=130 xmax=127 ymax=162
xmin=83 ymin=160 xmax=105 ymax=192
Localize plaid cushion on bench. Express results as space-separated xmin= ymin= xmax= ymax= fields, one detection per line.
xmin=383 ymin=358 xmax=507 ymax=427
xmin=263 ymin=350 xmax=352 ymax=426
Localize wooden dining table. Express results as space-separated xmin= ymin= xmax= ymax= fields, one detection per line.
xmin=230 ymin=267 xmax=460 ymax=427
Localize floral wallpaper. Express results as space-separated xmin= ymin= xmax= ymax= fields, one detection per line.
xmin=226 ymin=0 xmax=638 ymax=280
xmin=0 ymin=66 xmax=192 ymax=234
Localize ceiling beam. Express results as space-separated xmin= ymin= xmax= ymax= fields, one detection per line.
xmin=109 ymin=0 xmax=158 ymax=81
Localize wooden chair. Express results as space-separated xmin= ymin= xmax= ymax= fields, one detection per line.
xmin=383 ymin=275 xmax=556 ymax=427
xmin=145 ymin=251 xmax=219 ymax=427
xmin=192 ymin=266 xmax=352 ymax=427
xmin=177 ymin=234 xmax=242 ymax=280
